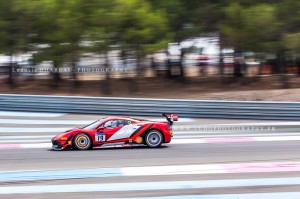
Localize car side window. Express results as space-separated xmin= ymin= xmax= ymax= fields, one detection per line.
xmin=111 ymin=120 xmax=118 ymax=128
xmin=124 ymin=120 xmax=132 ymax=125
xmin=103 ymin=120 xmax=128 ymax=128
xmin=103 ymin=120 xmax=113 ymax=128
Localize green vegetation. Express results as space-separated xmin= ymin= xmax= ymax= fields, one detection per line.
xmin=1 ymin=0 xmax=300 ymax=89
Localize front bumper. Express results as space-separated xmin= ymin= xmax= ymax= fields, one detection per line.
xmin=51 ymin=134 xmax=74 ymax=150
xmin=52 ymin=140 xmax=64 ymax=150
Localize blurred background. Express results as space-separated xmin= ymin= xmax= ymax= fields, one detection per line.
xmin=2 ymin=0 xmax=300 ymax=100
xmin=2 ymin=1 xmax=300 ymax=198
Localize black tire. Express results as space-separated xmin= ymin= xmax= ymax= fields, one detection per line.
xmin=73 ymin=133 xmax=92 ymax=150
xmin=145 ymin=130 xmax=163 ymax=148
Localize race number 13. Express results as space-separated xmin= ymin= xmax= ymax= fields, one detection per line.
xmin=95 ymin=133 xmax=106 ymax=142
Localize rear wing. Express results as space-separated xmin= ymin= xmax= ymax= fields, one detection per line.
xmin=162 ymin=113 xmax=178 ymax=126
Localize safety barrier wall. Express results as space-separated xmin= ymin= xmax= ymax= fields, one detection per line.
xmin=0 ymin=94 xmax=299 ymax=120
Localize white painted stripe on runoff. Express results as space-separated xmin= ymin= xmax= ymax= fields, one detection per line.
xmin=2 ymin=161 xmax=300 ymax=179
xmin=20 ymin=143 xmax=51 ymax=149
xmin=171 ymin=139 xmax=207 ymax=144
xmin=174 ymin=132 xmax=300 ymax=137
xmin=171 ymin=136 xmax=300 ymax=144
xmin=2 ymin=127 xmax=300 ymax=136
xmin=110 ymin=192 xmax=300 ymax=199
xmin=0 ymin=127 xmax=70 ymax=133
xmin=2 ymin=136 xmax=300 ymax=149
xmin=121 ymin=164 xmax=225 ymax=176
xmin=256 ymin=136 xmax=300 ymax=142
xmin=173 ymin=133 xmax=300 ymax=139
xmin=0 ymin=111 xmax=65 ymax=117
xmin=0 ymin=119 xmax=93 ymax=125
xmin=225 ymin=121 xmax=300 ymax=126
xmin=1 ymin=177 xmax=300 ymax=194
xmin=175 ymin=121 xmax=300 ymax=128
xmin=0 ymin=139 xmax=50 ymax=143
xmin=0 ymin=135 xmax=53 ymax=139
xmin=0 ymin=118 xmax=193 ymax=125
xmin=150 ymin=118 xmax=194 ymax=122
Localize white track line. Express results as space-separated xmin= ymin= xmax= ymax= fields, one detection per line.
xmin=1 ymin=136 xmax=300 ymax=149
xmin=0 ymin=119 xmax=93 ymax=125
xmin=1 ymin=177 xmax=300 ymax=194
xmin=0 ymin=127 xmax=71 ymax=133
xmin=174 ymin=122 xmax=300 ymax=128
xmin=0 ymin=135 xmax=53 ymax=139
xmin=2 ymin=161 xmax=300 ymax=180
xmin=0 ymin=111 xmax=65 ymax=117
xmin=110 ymin=192 xmax=300 ymax=199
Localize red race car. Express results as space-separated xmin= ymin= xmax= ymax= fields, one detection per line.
xmin=51 ymin=113 xmax=178 ymax=150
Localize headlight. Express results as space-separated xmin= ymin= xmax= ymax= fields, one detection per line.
xmin=60 ymin=137 xmax=68 ymax=141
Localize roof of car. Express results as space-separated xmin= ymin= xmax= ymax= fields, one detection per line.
xmin=102 ymin=116 xmax=146 ymax=121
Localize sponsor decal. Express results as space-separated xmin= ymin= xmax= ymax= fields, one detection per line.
xmin=95 ymin=132 xmax=106 ymax=142
xmin=166 ymin=114 xmax=178 ymax=121
xmin=135 ymin=136 xmax=143 ymax=144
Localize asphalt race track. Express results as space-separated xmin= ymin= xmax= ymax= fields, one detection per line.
xmin=1 ymin=111 xmax=300 ymax=198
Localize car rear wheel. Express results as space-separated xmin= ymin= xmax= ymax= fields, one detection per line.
xmin=145 ymin=130 xmax=163 ymax=148
xmin=73 ymin=133 xmax=92 ymax=150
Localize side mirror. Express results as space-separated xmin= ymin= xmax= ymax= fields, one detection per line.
xmin=97 ymin=127 xmax=105 ymax=131
xmin=103 ymin=124 xmax=112 ymax=128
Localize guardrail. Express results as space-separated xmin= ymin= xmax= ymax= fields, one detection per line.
xmin=0 ymin=94 xmax=300 ymax=120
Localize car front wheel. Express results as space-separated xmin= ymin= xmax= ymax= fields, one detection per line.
xmin=73 ymin=133 xmax=92 ymax=150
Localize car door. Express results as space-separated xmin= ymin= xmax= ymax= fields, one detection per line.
xmin=95 ymin=120 xmax=130 ymax=144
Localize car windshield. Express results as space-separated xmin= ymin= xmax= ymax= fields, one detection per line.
xmin=82 ymin=119 xmax=104 ymax=130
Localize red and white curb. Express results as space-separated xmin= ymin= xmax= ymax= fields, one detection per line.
xmin=1 ymin=136 xmax=300 ymax=150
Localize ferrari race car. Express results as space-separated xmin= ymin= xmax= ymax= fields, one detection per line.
xmin=51 ymin=113 xmax=178 ymax=150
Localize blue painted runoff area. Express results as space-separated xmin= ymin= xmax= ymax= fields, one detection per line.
xmin=0 ymin=168 xmax=122 ymax=181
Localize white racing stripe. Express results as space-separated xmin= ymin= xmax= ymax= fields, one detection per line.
xmin=107 ymin=124 xmax=141 ymax=141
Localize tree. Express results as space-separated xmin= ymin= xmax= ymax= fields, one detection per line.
xmin=31 ymin=0 xmax=85 ymax=87
xmin=0 ymin=0 xmax=35 ymax=86
xmin=220 ymin=3 xmax=281 ymax=79
xmin=115 ymin=0 xmax=172 ymax=91
xmin=82 ymin=0 xmax=122 ymax=95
